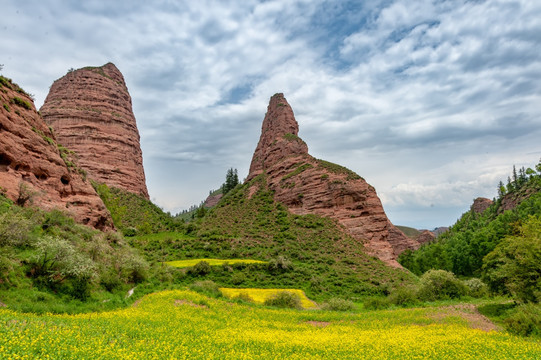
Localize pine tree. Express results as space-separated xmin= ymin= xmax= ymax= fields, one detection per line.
xmin=498 ymin=181 xmax=506 ymax=198
xmin=222 ymin=168 xmax=240 ymax=195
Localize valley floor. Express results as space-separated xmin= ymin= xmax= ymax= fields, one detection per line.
xmin=1 ymin=290 xmax=540 ymax=359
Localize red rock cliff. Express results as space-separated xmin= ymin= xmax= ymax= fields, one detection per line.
xmin=40 ymin=63 xmax=149 ymax=199
xmin=247 ymin=93 xmax=419 ymax=267
xmin=0 ymin=76 xmax=112 ymax=229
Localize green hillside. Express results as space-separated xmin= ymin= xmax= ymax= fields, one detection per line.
xmin=396 ymin=225 xmax=421 ymax=238
xmin=189 ymin=174 xmax=416 ymax=300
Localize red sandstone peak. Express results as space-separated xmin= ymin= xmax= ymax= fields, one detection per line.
xmin=40 ymin=63 xmax=149 ymax=199
xmin=0 ymin=76 xmax=113 ymax=229
xmin=247 ymin=93 xmax=419 ymax=267
xmin=248 ymin=93 xmax=308 ymax=180
xmin=471 ymin=197 xmax=493 ymax=214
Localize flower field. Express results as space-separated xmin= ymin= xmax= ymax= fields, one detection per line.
xmin=219 ymin=287 xmax=317 ymax=308
xmin=1 ymin=290 xmax=540 ymax=359
xmin=164 ymin=258 xmax=266 ymax=268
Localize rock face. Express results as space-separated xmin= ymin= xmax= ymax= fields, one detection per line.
xmin=40 ymin=63 xmax=149 ymax=199
xmin=204 ymin=193 xmax=223 ymax=208
xmin=247 ymin=93 xmax=419 ymax=267
xmin=471 ymin=197 xmax=493 ymax=214
xmin=417 ymin=230 xmax=436 ymax=245
xmin=0 ymin=76 xmax=113 ymax=229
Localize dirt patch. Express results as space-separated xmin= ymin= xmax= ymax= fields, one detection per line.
xmin=432 ymin=304 xmax=500 ymax=332
xmin=305 ymin=321 xmax=331 ymax=328
xmin=0 ymin=301 xmax=7 ymax=308
xmin=174 ymin=300 xmax=208 ymax=309
xmin=132 ymin=299 xmax=142 ymax=307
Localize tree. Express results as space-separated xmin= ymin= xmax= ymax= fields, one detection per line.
xmin=222 ymin=168 xmax=239 ymax=195
xmin=482 ymin=216 xmax=541 ymax=303
xmin=498 ymin=180 xmax=506 ymax=197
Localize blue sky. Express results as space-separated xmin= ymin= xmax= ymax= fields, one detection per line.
xmin=1 ymin=0 xmax=540 ymax=229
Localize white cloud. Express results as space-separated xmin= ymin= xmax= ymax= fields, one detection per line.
xmin=1 ymin=0 xmax=540 ymax=228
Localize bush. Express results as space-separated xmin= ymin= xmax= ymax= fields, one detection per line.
xmin=321 ymin=297 xmax=356 ymax=311
xmin=363 ymin=296 xmax=389 ymax=310
xmin=189 ymin=280 xmax=222 ymax=298
xmin=417 ymin=269 xmax=468 ymax=301
xmin=267 ymin=255 xmax=292 ymax=273
xmin=463 ymin=278 xmax=489 ymax=298
xmin=117 ymin=249 xmax=149 ymax=283
xmin=388 ymin=287 xmax=419 ymax=307
xmin=264 ymin=291 xmax=302 ymax=309
xmin=190 ymin=261 xmax=212 ymax=276
xmin=123 ymin=227 xmax=137 ymax=237
xmin=0 ymin=212 xmax=33 ymax=247
xmin=504 ymin=303 xmax=541 ymax=337
xmin=233 ymin=292 xmax=254 ymax=303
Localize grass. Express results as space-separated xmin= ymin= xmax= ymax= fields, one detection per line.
xmin=166 ymin=259 xmax=267 ymax=268
xmin=316 ymin=159 xmax=362 ymax=180
xmin=1 ymin=289 xmax=539 ymax=359
xmin=220 ymin=287 xmax=317 ymax=309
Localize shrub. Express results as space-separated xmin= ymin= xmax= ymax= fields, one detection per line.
xmin=190 ymin=261 xmax=212 ymax=276
xmin=417 ymin=269 xmax=468 ymax=301
xmin=504 ymin=303 xmax=541 ymax=337
xmin=463 ymin=278 xmax=489 ymax=298
xmin=264 ymin=291 xmax=302 ymax=309
xmin=117 ymin=249 xmax=149 ymax=283
xmin=321 ymin=297 xmax=356 ymax=311
xmin=189 ymin=280 xmax=222 ymax=298
xmin=123 ymin=227 xmax=137 ymax=237
xmin=363 ymin=297 xmax=389 ymax=310
xmin=267 ymin=255 xmax=292 ymax=273
xmin=12 ymin=96 xmax=32 ymax=110
xmin=388 ymin=287 xmax=419 ymax=307
xmin=233 ymin=292 xmax=254 ymax=303
xmin=0 ymin=212 xmax=33 ymax=247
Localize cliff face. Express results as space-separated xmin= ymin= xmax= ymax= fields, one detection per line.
xmin=247 ymin=93 xmax=419 ymax=267
xmin=0 ymin=76 xmax=112 ymax=229
xmin=40 ymin=63 xmax=149 ymax=199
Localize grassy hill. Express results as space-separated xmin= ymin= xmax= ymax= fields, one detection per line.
xmin=180 ymin=174 xmax=415 ymax=300
xmin=396 ymin=225 xmax=421 ymax=238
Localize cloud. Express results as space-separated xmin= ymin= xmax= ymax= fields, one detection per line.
xmin=1 ymin=0 xmax=540 ymax=228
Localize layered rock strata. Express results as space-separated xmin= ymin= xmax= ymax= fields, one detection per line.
xmin=247 ymin=93 xmax=419 ymax=267
xmin=41 ymin=63 xmax=149 ymax=198
xmin=0 ymin=76 xmax=112 ymax=229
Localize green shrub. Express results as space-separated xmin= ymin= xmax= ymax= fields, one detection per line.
xmin=12 ymin=96 xmax=32 ymax=110
xmin=267 ymin=255 xmax=292 ymax=273
xmin=189 ymin=280 xmax=222 ymax=298
xmin=264 ymin=291 xmax=302 ymax=309
xmin=117 ymin=249 xmax=149 ymax=283
xmin=463 ymin=278 xmax=489 ymax=298
xmin=0 ymin=212 xmax=33 ymax=247
xmin=504 ymin=303 xmax=541 ymax=337
xmin=3 ymin=103 xmax=9 ymax=112
xmin=233 ymin=292 xmax=254 ymax=303
xmin=388 ymin=287 xmax=419 ymax=307
xmin=190 ymin=261 xmax=212 ymax=276
xmin=417 ymin=269 xmax=468 ymax=301
xmin=123 ymin=227 xmax=137 ymax=237
xmin=363 ymin=296 xmax=389 ymax=310
xmin=321 ymin=297 xmax=356 ymax=311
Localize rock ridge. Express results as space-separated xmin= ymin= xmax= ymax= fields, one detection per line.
xmin=40 ymin=63 xmax=149 ymax=199
xmin=247 ymin=94 xmax=419 ymax=267
xmin=0 ymin=75 xmax=113 ymax=229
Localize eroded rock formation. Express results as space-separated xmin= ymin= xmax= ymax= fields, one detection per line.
xmin=0 ymin=76 xmax=112 ymax=229
xmin=471 ymin=197 xmax=493 ymax=214
xmin=41 ymin=63 xmax=149 ymax=198
xmin=247 ymin=93 xmax=419 ymax=267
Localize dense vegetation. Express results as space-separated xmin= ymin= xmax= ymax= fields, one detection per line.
xmin=399 ymin=160 xmax=541 ymax=279
xmin=0 ymin=194 xmax=149 ymax=313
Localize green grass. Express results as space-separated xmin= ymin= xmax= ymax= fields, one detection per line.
xmin=166 ymin=258 xmax=267 ymax=268
xmin=220 ymin=287 xmax=316 ymax=308
xmin=11 ymin=96 xmax=32 ymax=110
xmin=396 ymin=225 xmax=422 ymax=238
xmin=316 ymin=159 xmax=362 ymax=180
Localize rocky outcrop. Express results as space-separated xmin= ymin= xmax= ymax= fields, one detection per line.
xmin=471 ymin=197 xmax=493 ymax=214
xmin=0 ymin=76 xmax=112 ymax=229
xmin=417 ymin=230 xmax=436 ymax=245
xmin=204 ymin=193 xmax=223 ymax=208
xmin=247 ymin=93 xmax=419 ymax=267
xmin=40 ymin=63 xmax=149 ymax=199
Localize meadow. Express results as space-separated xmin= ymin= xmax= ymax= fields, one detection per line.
xmin=165 ymin=259 xmax=267 ymax=268
xmin=219 ymin=287 xmax=317 ymax=308
xmin=1 ymin=290 xmax=540 ymax=359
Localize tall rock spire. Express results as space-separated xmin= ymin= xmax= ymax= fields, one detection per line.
xmin=41 ymin=63 xmax=149 ymax=199
xmin=248 ymin=93 xmax=308 ymax=180
xmin=246 ymin=93 xmax=419 ymax=267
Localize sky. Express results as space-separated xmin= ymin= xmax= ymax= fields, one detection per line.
xmin=1 ymin=0 xmax=540 ymax=229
